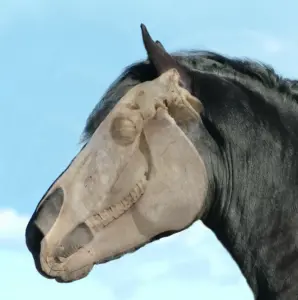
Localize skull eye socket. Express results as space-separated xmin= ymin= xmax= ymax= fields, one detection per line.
xmin=111 ymin=114 xmax=142 ymax=146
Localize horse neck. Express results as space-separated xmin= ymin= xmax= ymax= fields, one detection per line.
xmin=202 ymin=120 xmax=298 ymax=299
xmin=194 ymin=72 xmax=298 ymax=299
xmin=203 ymin=183 xmax=298 ymax=300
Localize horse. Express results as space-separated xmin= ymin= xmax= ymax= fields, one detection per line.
xmin=25 ymin=24 xmax=298 ymax=299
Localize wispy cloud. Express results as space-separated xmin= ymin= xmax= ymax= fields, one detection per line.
xmin=0 ymin=249 xmax=116 ymax=300
xmin=0 ymin=207 xmax=253 ymax=299
xmin=128 ymin=276 xmax=253 ymax=300
xmin=244 ymin=29 xmax=297 ymax=55
xmin=0 ymin=208 xmax=28 ymax=242
xmin=85 ymin=220 xmax=253 ymax=299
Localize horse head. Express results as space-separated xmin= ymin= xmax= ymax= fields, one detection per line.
xmin=25 ymin=25 xmax=210 ymax=282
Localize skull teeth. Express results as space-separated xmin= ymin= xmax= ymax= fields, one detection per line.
xmin=86 ymin=175 xmax=147 ymax=232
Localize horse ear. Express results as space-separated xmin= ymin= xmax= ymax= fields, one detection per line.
xmin=155 ymin=40 xmax=166 ymax=51
xmin=140 ymin=24 xmax=192 ymax=92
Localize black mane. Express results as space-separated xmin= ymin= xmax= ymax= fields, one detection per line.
xmin=81 ymin=50 xmax=298 ymax=142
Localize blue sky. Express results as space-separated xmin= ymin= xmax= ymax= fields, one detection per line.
xmin=0 ymin=0 xmax=297 ymax=299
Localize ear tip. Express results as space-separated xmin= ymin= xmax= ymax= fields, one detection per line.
xmin=140 ymin=23 xmax=149 ymax=38
xmin=140 ymin=23 xmax=146 ymax=31
xmin=140 ymin=23 xmax=153 ymax=48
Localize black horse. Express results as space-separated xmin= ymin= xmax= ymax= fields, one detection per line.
xmin=26 ymin=24 xmax=298 ymax=300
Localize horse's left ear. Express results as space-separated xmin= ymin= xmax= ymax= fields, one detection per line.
xmin=140 ymin=24 xmax=192 ymax=92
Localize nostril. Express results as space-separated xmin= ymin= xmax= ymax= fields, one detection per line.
xmin=34 ymin=187 xmax=64 ymax=235
xmin=54 ymin=223 xmax=93 ymax=260
xmin=41 ymin=187 xmax=64 ymax=212
xmin=25 ymin=187 xmax=64 ymax=255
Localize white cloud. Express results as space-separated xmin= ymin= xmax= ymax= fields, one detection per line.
xmin=129 ymin=277 xmax=253 ymax=300
xmin=248 ymin=30 xmax=284 ymax=54
xmin=0 ymin=207 xmax=253 ymax=299
xmin=0 ymin=208 xmax=29 ymax=241
xmin=97 ymin=220 xmax=252 ymax=298
xmin=0 ymin=241 xmax=253 ymax=300
xmin=243 ymin=30 xmax=297 ymax=55
xmin=0 ymin=249 xmax=116 ymax=300
xmin=135 ymin=260 xmax=171 ymax=282
xmin=262 ymin=38 xmax=283 ymax=54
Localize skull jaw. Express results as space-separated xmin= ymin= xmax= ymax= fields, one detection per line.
xmin=37 ymin=155 xmax=150 ymax=282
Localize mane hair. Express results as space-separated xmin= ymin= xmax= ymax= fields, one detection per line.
xmin=81 ymin=50 xmax=298 ymax=143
